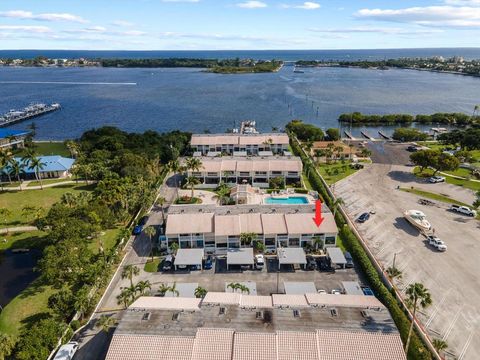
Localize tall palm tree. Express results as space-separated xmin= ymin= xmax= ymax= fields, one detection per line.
xmin=65 ymin=140 xmax=80 ymax=159
xmin=312 ymin=236 xmax=324 ymax=251
xmin=96 ymin=315 xmax=116 ymax=333
xmin=27 ymin=155 xmax=46 ymax=189
xmin=185 ymin=157 xmax=203 ymax=173
xmin=158 ymin=283 xmax=171 ymax=297
xmin=214 ymin=182 xmax=231 ymax=205
xmin=239 ymin=284 xmax=250 ymax=294
xmin=135 ymin=280 xmax=152 ymax=296
xmin=185 ymin=176 xmax=200 ymax=199
xmin=239 ymin=232 xmax=256 ymax=247
xmin=227 ymin=282 xmax=240 ymax=293
xmin=156 ymin=197 xmax=166 ymax=223
xmin=169 ymin=242 xmax=179 ymax=255
xmin=404 ymin=283 xmax=432 ymax=354
xmin=117 ymin=287 xmax=135 ymax=308
xmin=194 ymin=286 xmax=208 ymax=299
xmin=432 ymin=338 xmax=448 ymax=354
xmin=332 ymin=197 xmax=344 ymax=218
xmin=386 ymin=266 xmax=402 ymax=281
xmin=144 ymin=225 xmax=156 ymax=261
xmin=167 ymin=159 xmax=182 ymax=199
xmin=8 ymin=158 xmax=25 ymax=189
xmin=169 ymin=282 xmax=179 ymax=297
xmin=0 ymin=148 xmax=14 ymax=187
xmin=121 ymin=264 xmax=140 ymax=288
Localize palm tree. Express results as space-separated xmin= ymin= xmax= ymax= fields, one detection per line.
xmin=169 ymin=282 xmax=179 ymax=297
xmin=185 ymin=176 xmax=200 ymax=199
xmin=28 ymin=121 xmax=37 ymax=138
xmin=185 ymin=157 xmax=203 ymax=173
xmin=239 ymin=232 xmax=256 ymax=247
xmin=332 ymin=197 xmax=344 ymax=218
xmin=135 ymin=280 xmax=152 ymax=296
xmin=227 ymin=282 xmax=240 ymax=293
xmin=432 ymin=338 xmax=448 ymax=354
xmin=254 ymin=240 xmax=266 ymax=253
xmin=61 ymin=192 xmax=77 ymax=208
xmin=121 ymin=264 xmax=140 ymax=288
xmin=27 ymin=155 xmax=46 ymax=189
xmin=144 ymin=225 xmax=156 ymax=261
xmin=333 ymin=146 xmax=344 ymax=163
xmin=386 ymin=266 xmax=402 ymax=281
xmin=117 ymin=287 xmax=135 ymax=308
xmin=65 ymin=140 xmax=80 ymax=159
xmin=404 ymin=283 xmax=432 ymax=354
xmin=238 ymin=284 xmax=250 ymax=294
xmin=360 ymin=148 xmax=372 ymax=158
xmin=96 ymin=315 xmax=116 ymax=333
xmin=194 ymin=286 xmax=208 ymax=298
xmin=158 ymin=283 xmax=171 ymax=297
xmin=156 ymin=197 xmax=166 ymax=222
xmin=214 ymin=182 xmax=231 ymax=205
xmin=0 ymin=148 xmax=14 ymax=188
xmin=8 ymin=158 xmax=24 ymax=188
xmin=312 ymin=236 xmax=324 ymax=251
xmin=167 ymin=159 xmax=182 ymax=197
xmin=169 ymin=242 xmax=179 ymax=255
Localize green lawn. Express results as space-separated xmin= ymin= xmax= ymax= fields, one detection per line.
xmin=0 ymin=279 xmax=57 ymax=336
xmin=144 ymin=258 xmax=161 ymax=272
xmin=27 ymin=178 xmax=73 ymax=187
xmin=444 ymin=167 xmax=474 ymax=178
xmin=0 ymin=230 xmax=48 ymax=251
xmin=413 ymin=167 xmax=480 ymax=192
xmin=399 ymin=187 xmax=470 ymax=207
xmin=302 ymin=173 xmax=313 ymax=190
xmin=316 ymin=161 xmax=358 ymax=185
xmin=0 ymin=184 xmax=95 ymax=228
xmin=16 ymin=141 xmax=70 ymax=157
xmin=88 ymin=228 xmax=122 ymax=254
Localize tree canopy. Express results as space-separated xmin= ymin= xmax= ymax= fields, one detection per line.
xmin=286 ymin=120 xmax=324 ymax=142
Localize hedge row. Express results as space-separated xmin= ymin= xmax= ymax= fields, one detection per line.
xmin=290 ymin=136 xmax=432 ymax=360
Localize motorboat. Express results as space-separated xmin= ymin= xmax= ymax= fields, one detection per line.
xmin=404 ymin=210 xmax=431 ymax=232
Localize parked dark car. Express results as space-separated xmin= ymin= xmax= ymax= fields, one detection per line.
xmin=162 ymin=255 xmax=174 ymax=271
xmin=344 ymin=251 xmax=354 ymax=268
xmin=362 ymin=287 xmax=374 ymax=296
xmin=357 ymin=212 xmax=370 ymax=223
xmin=132 ymin=225 xmax=143 ymax=235
xmin=306 ymin=256 xmax=317 ymax=271
xmin=406 ymin=145 xmax=418 ymax=152
xmin=204 ymin=255 xmax=214 ymax=270
xmin=350 ymin=163 xmax=364 ymax=170
xmin=318 ymin=256 xmax=334 ymax=272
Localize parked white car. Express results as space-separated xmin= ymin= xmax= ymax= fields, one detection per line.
xmin=317 ymin=289 xmax=327 ymax=294
xmin=429 ymin=176 xmax=445 ymax=183
xmin=450 ymin=204 xmax=477 ymax=217
xmin=53 ymin=342 xmax=79 ymax=360
xmin=427 ymin=235 xmax=447 ymax=252
xmin=331 ymin=289 xmax=342 ymax=295
xmin=255 ymin=254 xmax=265 ymax=270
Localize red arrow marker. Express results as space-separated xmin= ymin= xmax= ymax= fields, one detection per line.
xmin=313 ymin=200 xmax=324 ymax=227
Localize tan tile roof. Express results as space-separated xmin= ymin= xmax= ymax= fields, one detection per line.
xmin=165 ymin=213 xmax=214 ymax=235
xmin=239 ymin=213 xmax=263 ymax=234
xmin=305 ymin=293 xmax=385 ymax=309
xmin=284 ymin=212 xmax=337 ymax=234
xmin=261 ymin=213 xmax=287 ymax=234
xmin=277 ymin=331 xmax=319 ymax=360
xmin=129 ymin=296 xmax=202 ymax=311
xmin=215 ymin=215 xmax=241 ymax=236
xmin=201 ymin=161 xmax=222 ymax=173
xmin=272 ymin=294 xmax=309 ymax=308
xmin=316 ymin=329 xmax=406 ymax=360
xmin=221 ymin=159 xmax=238 ymax=172
xmin=232 ymin=332 xmax=277 ymax=360
xmin=190 ymin=158 xmax=302 ymax=174
xmin=203 ymin=292 xmax=242 ymax=305
xmin=192 ymin=328 xmax=235 ymax=360
xmin=239 ymin=295 xmax=273 ymax=308
xmin=191 ymin=134 xmax=289 ymax=146
xmin=235 ymin=160 xmax=254 ymax=172
xmin=105 ymin=334 xmax=195 ymax=360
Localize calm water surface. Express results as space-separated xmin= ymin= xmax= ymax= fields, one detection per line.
xmin=1 ymin=64 xmax=479 ymax=139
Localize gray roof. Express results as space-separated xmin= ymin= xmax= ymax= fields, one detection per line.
xmin=342 ymin=281 xmax=364 ymax=296
xmin=165 ymin=283 xmax=198 ymax=298
xmin=227 ymin=248 xmax=254 ymax=265
xmin=174 ymin=249 xmax=204 ymax=267
xmin=283 ymin=282 xmax=317 ymax=295
xmin=326 ymin=247 xmax=347 ymax=265
xmin=277 ymin=248 xmax=307 ymax=265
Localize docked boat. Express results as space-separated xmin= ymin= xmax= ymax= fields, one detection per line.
xmin=0 ymin=102 xmax=61 ymax=127
xmin=404 ymin=210 xmax=432 ymax=232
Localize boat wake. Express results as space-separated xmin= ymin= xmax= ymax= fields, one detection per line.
xmin=0 ymin=81 xmax=137 ymax=85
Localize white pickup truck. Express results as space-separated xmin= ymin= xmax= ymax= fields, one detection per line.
xmin=427 ymin=236 xmax=447 ymax=252
xmin=450 ymin=204 xmax=477 ymax=217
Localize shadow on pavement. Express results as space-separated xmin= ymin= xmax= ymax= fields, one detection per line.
xmin=73 ymin=325 xmax=114 ymax=360
xmin=387 ymin=170 xmax=426 ymax=184
xmin=393 ymin=217 xmax=420 ymax=236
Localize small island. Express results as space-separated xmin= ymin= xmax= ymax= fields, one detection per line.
xmin=338 ymin=112 xmax=479 ymax=126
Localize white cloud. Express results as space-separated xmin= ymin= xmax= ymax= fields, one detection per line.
xmin=444 ymin=0 xmax=480 ymax=5
xmin=285 ymin=2 xmax=321 ymax=10
xmin=63 ymin=27 xmax=146 ymax=37
xmin=111 ymin=20 xmax=134 ymax=27
xmin=0 ymin=25 xmax=52 ymax=33
xmin=309 ymin=26 xmax=442 ymax=35
xmin=356 ymin=6 xmax=480 ymax=28
xmin=236 ymin=1 xmax=267 ymax=8
xmin=0 ymin=10 xmax=87 ymax=23
xmin=161 ymin=0 xmax=200 ymax=2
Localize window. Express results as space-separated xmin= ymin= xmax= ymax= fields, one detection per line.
xmin=219 ymin=307 xmax=226 ymax=315
xmin=325 ymin=236 xmax=336 ymax=245
xmin=289 ymin=238 xmax=300 ymax=247
xmin=265 ymin=238 xmax=275 ymax=246
xmin=293 ymin=310 xmax=301 ymax=318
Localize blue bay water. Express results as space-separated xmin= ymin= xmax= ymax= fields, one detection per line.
xmin=0 ymin=50 xmax=479 ymax=140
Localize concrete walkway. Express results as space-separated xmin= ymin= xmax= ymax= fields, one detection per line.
xmin=0 ymin=226 xmax=38 ymax=235
xmin=1 ymin=180 xmax=76 ymax=191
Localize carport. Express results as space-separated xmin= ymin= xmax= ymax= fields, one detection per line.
xmin=342 ymin=281 xmax=364 ymax=295
xmin=284 ymin=282 xmax=317 ymax=295
xmin=277 ymin=248 xmax=307 ymax=270
xmin=174 ymin=249 xmax=204 ymax=271
xmin=326 ymin=247 xmax=347 ymax=269
xmin=226 ymin=248 xmax=254 ymax=270
xmin=165 ymin=283 xmax=198 ymax=298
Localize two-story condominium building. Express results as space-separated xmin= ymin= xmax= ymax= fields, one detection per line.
xmin=185 ymin=156 xmax=302 ymax=188
xmin=164 ymin=204 xmax=337 ymax=254
xmin=190 ymin=133 xmax=290 ymax=155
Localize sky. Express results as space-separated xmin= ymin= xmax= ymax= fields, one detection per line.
xmin=1 ymin=0 xmax=480 ymax=50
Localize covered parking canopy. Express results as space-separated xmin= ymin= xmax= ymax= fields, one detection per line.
xmin=284 ymin=282 xmax=317 ymax=295
xmin=342 ymin=281 xmax=364 ymax=296
xmin=277 ymin=248 xmax=306 ymax=270
xmin=226 ymin=248 xmax=254 ymax=270
xmin=174 ymin=249 xmax=204 ymax=270
xmin=326 ymin=247 xmax=347 ymax=269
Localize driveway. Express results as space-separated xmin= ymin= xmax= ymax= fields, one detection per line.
xmin=335 ymin=163 xmax=480 ymax=360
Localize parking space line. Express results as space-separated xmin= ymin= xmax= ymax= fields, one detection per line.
xmin=426 ymin=289 xmax=452 ymax=328
xmin=442 ymin=306 xmax=463 ymax=341
xmin=458 ymin=329 xmax=475 ymax=360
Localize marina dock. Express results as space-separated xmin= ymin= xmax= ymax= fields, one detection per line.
xmin=360 ymin=130 xmax=375 ymax=141
xmin=343 ymin=131 xmax=357 ymax=140
xmin=378 ymin=131 xmax=391 ymax=140
xmin=0 ymin=103 xmax=60 ymax=127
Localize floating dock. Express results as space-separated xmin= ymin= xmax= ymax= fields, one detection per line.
xmin=360 ymin=131 xmax=375 ymax=141
xmin=378 ymin=131 xmax=391 ymax=140
xmin=343 ymin=131 xmax=357 ymax=140
xmin=0 ymin=103 xmax=60 ymax=127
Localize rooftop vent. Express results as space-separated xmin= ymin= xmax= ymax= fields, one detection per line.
xmin=172 ymin=313 xmax=180 ymax=321
xmin=330 ymin=308 xmax=338 ymax=317
xmin=226 ymin=210 xmax=231 ymax=215
xmin=142 ymin=312 xmax=151 ymax=321
xmin=219 ymin=307 xmax=226 ymax=315
xmin=256 ymin=311 xmax=264 ymax=320
xmin=293 ymin=309 xmax=301 ymax=318
xmin=361 ymin=310 xmax=369 ymax=318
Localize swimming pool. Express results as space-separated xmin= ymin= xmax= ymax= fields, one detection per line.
xmin=264 ymin=196 xmax=309 ymax=205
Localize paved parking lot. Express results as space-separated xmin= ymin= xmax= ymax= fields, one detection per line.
xmin=335 ymin=163 xmax=480 ymax=360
